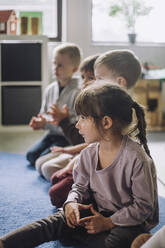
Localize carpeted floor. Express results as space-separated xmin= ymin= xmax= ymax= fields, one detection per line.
xmin=0 ymin=152 xmax=77 ymax=248
xmin=0 ymin=152 xmax=165 ymax=247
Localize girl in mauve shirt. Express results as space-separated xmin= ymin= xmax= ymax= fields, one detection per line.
xmin=0 ymin=82 xmax=158 ymax=248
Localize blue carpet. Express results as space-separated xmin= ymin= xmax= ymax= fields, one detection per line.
xmin=0 ymin=152 xmax=78 ymax=248
xmin=0 ymin=152 xmax=165 ymax=247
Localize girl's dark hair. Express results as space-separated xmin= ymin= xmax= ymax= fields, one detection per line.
xmin=132 ymin=101 xmax=151 ymax=157
xmin=80 ymin=54 xmax=100 ymax=74
xmin=75 ymin=82 xmax=151 ymax=158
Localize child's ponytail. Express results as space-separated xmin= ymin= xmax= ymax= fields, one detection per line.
xmin=132 ymin=101 xmax=151 ymax=158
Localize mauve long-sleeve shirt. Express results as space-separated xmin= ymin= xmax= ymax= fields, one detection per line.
xmin=65 ymin=135 xmax=158 ymax=231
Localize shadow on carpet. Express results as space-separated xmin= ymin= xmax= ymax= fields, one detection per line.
xmin=0 ymin=152 xmax=165 ymax=248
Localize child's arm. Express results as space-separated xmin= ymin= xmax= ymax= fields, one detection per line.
xmin=48 ymin=104 xmax=69 ymax=125
xmin=65 ymin=143 xmax=88 ymax=154
xmin=49 ymin=105 xmax=84 ymax=145
xmin=49 ymin=104 xmax=84 ymax=145
xmin=29 ymin=85 xmax=53 ymax=130
xmin=51 ymin=143 xmax=87 ymax=155
xmin=110 ymin=160 xmax=158 ymax=229
xmin=51 ymin=155 xmax=79 ymax=184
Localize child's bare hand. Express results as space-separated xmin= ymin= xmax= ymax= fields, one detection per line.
xmin=65 ymin=202 xmax=80 ymax=228
xmin=79 ymin=205 xmax=115 ymax=234
xmin=48 ymin=104 xmax=69 ymax=125
xmin=65 ymin=203 xmax=92 ymax=229
xmin=52 ymin=167 xmax=70 ymax=179
xmin=29 ymin=114 xmax=46 ymax=129
xmin=29 ymin=116 xmax=36 ymax=128
xmin=50 ymin=146 xmax=65 ymax=153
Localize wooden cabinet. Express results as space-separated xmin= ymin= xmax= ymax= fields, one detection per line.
xmin=133 ymin=79 xmax=164 ymax=131
xmin=0 ymin=35 xmax=48 ymax=132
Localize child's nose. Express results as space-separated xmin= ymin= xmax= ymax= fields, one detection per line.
xmin=75 ymin=120 xmax=80 ymax=129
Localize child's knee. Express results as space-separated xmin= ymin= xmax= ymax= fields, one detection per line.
xmin=49 ymin=177 xmax=73 ymax=207
xmin=49 ymin=187 xmax=64 ymax=207
xmin=35 ymin=157 xmax=44 ymax=174
xmin=41 ymin=163 xmax=59 ymax=182
xmin=131 ymin=233 xmax=152 ymax=248
xmin=26 ymin=151 xmax=36 ymax=165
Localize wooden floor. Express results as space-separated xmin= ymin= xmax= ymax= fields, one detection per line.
xmin=0 ymin=130 xmax=165 ymax=197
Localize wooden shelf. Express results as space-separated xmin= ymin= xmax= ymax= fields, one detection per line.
xmin=133 ymin=79 xmax=165 ymax=131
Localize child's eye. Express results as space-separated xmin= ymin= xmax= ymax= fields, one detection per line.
xmin=80 ymin=115 xmax=86 ymax=120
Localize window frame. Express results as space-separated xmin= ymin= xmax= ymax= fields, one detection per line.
xmin=49 ymin=0 xmax=62 ymax=42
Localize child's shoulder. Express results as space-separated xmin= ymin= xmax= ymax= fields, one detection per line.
xmin=82 ymin=142 xmax=98 ymax=151
xmin=80 ymin=142 xmax=98 ymax=158
xmin=67 ymin=78 xmax=80 ymax=90
xmin=126 ymin=136 xmax=151 ymax=162
xmin=45 ymin=81 xmax=58 ymax=91
xmin=74 ymin=143 xmax=98 ymax=171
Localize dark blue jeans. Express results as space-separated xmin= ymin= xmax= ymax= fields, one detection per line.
xmin=26 ymin=133 xmax=69 ymax=166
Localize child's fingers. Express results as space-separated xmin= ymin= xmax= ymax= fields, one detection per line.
xmin=67 ymin=211 xmax=79 ymax=228
xmin=78 ymin=203 xmax=92 ymax=210
xmin=50 ymin=104 xmax=58 ymax=113
xmin=47 ymin=120 xmax=57 ymax=125
xmin=79 ymin=216 xmax=93 ymax=225
xmin=58 ymin=172 xmax=67 ymax=179
xmin=84 ymin=222 xmax=97 ymax=234
xmin=70 ymin=213 xmax=77 ymax=223
xmin=37 ymin=113 xmax=43 ymax=119
xmin=75 ymin=208 xmax=80 ymax=223
xmin=66 ymin=218 xmax=76 ymax=229
xmin=90 ymin=205 xmax=99 ymax=215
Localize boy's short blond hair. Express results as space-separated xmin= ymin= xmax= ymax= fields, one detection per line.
xmin=53 ymin=43 xmax=82 ymax=67
xmin=95 ymin=49 xmax=141 ymax=89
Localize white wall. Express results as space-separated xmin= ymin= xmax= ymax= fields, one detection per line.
xmin=65 ymin=0 xmax=165 ymax=67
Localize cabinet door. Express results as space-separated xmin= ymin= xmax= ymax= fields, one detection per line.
xmin=2 ymin=86 xmax=41 ymax=125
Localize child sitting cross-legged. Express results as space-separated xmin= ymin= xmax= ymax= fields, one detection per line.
xmin=26 ymin=43 xmax=82 ymax=166
xmin=49 ymin=49 xmax=142 ymax=208
xmin=0 ymin=82 xmax=158 ymax=248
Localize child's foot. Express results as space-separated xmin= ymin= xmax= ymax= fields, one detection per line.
xmin=131 ymin=233 xmax=152 ymax=248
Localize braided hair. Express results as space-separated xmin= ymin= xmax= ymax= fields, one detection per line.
xmin=132 ymin=101 xmax=151 ymax=158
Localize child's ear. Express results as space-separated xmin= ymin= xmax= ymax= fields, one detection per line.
xmin=117 ymin=76 xmax=127 ymax=88
xmin=102 ymin=116 xmax=112 ymax=130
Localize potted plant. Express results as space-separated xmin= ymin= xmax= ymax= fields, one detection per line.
xmin=109 ymin=0 xmax=153 ymax=43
